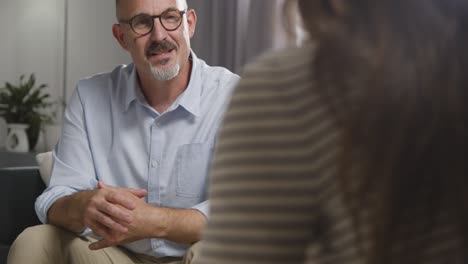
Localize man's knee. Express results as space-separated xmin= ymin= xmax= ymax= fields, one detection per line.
xmin=12 ymin=224 xmax=73 ymax=248
xmin=8 ymin=224 xmax=75 ymax=264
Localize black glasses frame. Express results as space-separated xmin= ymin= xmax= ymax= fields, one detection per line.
xmin=119 ymin=9 xmax=187 ymax=36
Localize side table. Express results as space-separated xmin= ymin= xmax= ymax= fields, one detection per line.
xmin=0 ymin=150 xmax=38 ymax=169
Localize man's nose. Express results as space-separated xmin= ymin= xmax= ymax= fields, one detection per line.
xmin=149 ymin=18 xmax=168 ymax=41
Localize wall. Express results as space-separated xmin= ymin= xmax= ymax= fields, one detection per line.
xmin=65 ymin=0 xmax=130 ymax=100
xmin=0 ymin=0 xmax=18 ymax=85
xmin=0 ymin=0 xmax=130 ymax=150
xmin=189 ymin=0 xmax=293 ymax=73
xmin=0 ymin=0 xmax=64 ymax=101
xmin=15 ymin=0 xmax=65 ymax=101
xmin=0 ymin=0 xmax=130 ymax=103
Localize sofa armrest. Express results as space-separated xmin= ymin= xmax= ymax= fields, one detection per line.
xmin=0 ymin=168 xmax=45 ymax=245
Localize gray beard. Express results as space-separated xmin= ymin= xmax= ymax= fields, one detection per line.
xmin=149 ymin=61 xmax=180 ymax=81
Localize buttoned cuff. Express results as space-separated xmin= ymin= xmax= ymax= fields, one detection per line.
xmin=35 ymin=186 xmax=77 ymax=224
xmin=78 ymin=227 xmax=94 ymax=237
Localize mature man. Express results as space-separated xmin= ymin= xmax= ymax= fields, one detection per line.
xmin=7 ymin=0 xmax=239 ymax=263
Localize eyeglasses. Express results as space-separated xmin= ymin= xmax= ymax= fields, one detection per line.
xmin=119 ymin=9 xmax=187 ymax=36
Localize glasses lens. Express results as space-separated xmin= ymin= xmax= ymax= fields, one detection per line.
xmin=161 ymin=11 xmax=182 ymax=30
xmin=131 ymin=14 xmax=153 ymax=35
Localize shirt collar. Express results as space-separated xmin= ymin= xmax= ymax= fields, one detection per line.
xmin=174 ymin=51 xmax=201 ymax=117
xmin=123 ymin=51 xmax=201 ymax=117
xmin=123 ymin=64 xmax=140 ymax=112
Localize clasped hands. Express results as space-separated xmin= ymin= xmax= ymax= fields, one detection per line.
xmin=82 ymin=181 xmax=168 ymax=250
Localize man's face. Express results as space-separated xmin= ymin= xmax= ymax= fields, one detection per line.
xmin=115 ymin=0 xmax=196 ymax=81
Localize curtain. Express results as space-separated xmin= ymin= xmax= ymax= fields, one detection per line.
xmin=190 ymin=0 xmax=292 ymax=74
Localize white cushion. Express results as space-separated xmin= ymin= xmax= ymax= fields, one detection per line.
xmin=36 ymin=151 xmax=53 ymax=186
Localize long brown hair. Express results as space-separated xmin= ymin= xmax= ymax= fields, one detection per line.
xmin=299 ymin=0 xmax=468 ymax=263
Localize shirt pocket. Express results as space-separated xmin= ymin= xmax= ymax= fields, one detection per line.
xmin=175 ymin=142 xmax=213 ymax=198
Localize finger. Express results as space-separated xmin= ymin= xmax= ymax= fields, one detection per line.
xmin=99 ymin=181 xmax=146 ymax=197
xmin=89 ymin=238 xmax=116 ymax=250
xmin=104 ymin=190 xmax=138 ymax=210
xmin=105 ymin=184 xmax=147 ymax=198
xmin=98 ymin=201 xmax=133 ymax=224
xmin=93 ymin=209 xmax=129 ymax=233
xmin=98 ymin=181 xmax=106 ymax=189
xmin=126 ymin=188 xmax=147 ymax=198
xmin=87 ymin=221 xmax=112 ymax=241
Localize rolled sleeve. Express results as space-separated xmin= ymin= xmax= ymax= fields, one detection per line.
xmin=35 ymin=86 xmax=97 ymax=224
xmin=191 ymin=200 xmax=210 ymax=219
xmin=34 ymin=186 xmax=78 ymax=224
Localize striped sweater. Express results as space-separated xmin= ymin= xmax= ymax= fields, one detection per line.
xmin=194 ymin=44 xmax=461 ymax=264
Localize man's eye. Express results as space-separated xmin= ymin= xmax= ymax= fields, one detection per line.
xmin=134 ymin=16 xmax=152 ymax=27
xmin=163 ymin=13 xmax=179 ymax=22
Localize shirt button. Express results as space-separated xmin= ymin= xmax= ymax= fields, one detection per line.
xmin=151 ymin=161 xmax=158 ymax=168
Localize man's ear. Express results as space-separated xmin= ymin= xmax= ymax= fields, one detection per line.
xmin=112 ymin=23 xmax=129 ymax=50
xmin=186 ymin=9 xmax=197 ymax=38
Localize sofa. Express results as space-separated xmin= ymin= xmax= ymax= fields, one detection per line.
xmin=0 ymin=168 xmax=46 ymax=264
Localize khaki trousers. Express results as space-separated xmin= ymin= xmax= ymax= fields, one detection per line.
xmin=7 ymin=225 xmax=200 ymax=264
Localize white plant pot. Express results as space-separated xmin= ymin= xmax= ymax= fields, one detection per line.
xmin=6 ymin=123 xmax=30 ymax=152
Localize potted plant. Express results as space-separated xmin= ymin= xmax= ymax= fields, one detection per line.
xmin=0 ymin=74 xmax=53 ymax=151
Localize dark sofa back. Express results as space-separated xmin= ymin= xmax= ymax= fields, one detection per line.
xmin=0 ymin=169 xmax=45 ymax=245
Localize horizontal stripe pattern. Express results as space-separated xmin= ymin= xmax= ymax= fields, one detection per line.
xmin=194 ymin=45 xmax=461 ymax=264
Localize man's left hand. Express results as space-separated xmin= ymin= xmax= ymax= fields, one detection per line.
xmin=88 ymin=181 xmax=169 ymax=250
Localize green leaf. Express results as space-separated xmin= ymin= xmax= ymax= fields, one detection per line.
xmin=0 ymin=73 xmax=53 ymax=127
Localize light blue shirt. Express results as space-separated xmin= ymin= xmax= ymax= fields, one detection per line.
xmin=35 ymin=52 xmax=240 ymax=257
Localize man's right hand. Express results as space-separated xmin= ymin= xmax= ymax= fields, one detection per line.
xmin=81 ymin=182 xmax=147 ymax=239
xmin=47 ymin=182 xmax=147 ymax=238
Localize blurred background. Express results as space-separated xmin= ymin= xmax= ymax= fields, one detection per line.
xmin=0 ymin=0 xmax=303 ymax=152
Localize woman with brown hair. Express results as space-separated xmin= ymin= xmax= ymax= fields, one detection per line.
xmin=194 ymin=0 xmax=468 ymax=263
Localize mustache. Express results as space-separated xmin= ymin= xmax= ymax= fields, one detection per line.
xmin=145 ymin=41 xmax=177 ymax=56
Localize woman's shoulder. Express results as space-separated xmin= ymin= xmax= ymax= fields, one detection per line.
xmin=241 ymin=43 xmax=315 ymax=81
xmin=231 ymin=43 xmax=318 ymax=107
